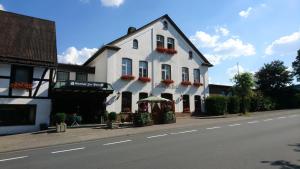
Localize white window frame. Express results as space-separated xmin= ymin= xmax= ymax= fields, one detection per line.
xmin=122 ymin=58 xmax=132 ymax=76
xmin=162 ymin=64 xmax=171 ymax=80
xmin=182 ymin=67 xmax=189 ymax=81
xmin=139 ymin=61 xmax=148 ymax=77
xmin=193 ymin=69 xmax=201 ymax=83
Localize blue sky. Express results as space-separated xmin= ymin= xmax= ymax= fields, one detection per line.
xmin=1 ymin=0 xmax=300 ymax=85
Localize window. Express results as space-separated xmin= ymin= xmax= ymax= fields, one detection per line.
xmin=0 ymin=104 xmax=36 ymax=126
xmin=193 ymin=69 xmax=201 ymax=83
xmin=189 ymin=51 xmax=193 ymax=59
xmin=11 ymin=65 xmax=33 ymax=83
xmin=121 ymin=91 xmax=132 ymax=112
xmin=163 ymin=21 xmax=168 ymax=30
xmin=138 ymin=92 xmax=148 ymax=112
xmin=122 ymin=58 xmax=132 ymax=76
xmin=57 ymin=71 xmax=70 ymax=81
xmin=156 ymin=35 xmax=164 ymax=48
xmin=161 ymin=64 xmax=171 ymax=80
xmin=167 ymin=38 xmax=175 ymax=49
xmin=182 ymin=95 xmax=190 ymax=112
xmin=76 ymin=72 xmax=87 ymax=81
xmin=139 ymin=61 xmax=148 ymax=78
xmin=161 ymin=93 xmax=173 ymax=101
xmin=133 ymin=39 xmax=138 ymax=49
xmin=182 ymin=67 xmax=189 ymax=81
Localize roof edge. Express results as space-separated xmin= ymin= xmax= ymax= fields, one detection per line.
xmin=83 ymin=45 xmax=120 ymax=66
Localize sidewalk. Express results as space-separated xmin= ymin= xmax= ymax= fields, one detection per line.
xmin=0 ymin=109 xmax=299 ymax=153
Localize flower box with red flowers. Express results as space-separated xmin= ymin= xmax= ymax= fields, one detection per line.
xmin=10 ymin=82 xmax=32 ymax=90
xmin=138 ymin=77 xmax=151 ymax=83
xmin=156 ymin=47 xmax=167 ymax=53
xmin=166 ymin=48 xmax=177 ymax=55
xmin=193 ymin=82 xmax=203 ymax=87
xmin=161 ymin=79 xmax=174 ymax=85
xmin=121 ymin=75 xmax=135 ymax=80
xmin=181 ymin=81 xmax=192 ymax=86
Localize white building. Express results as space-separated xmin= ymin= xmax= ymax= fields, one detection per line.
xmin=0 ymin=11 xmax=57 ymax=135
xmin=82 ymin=14 xmax=213 ymax=114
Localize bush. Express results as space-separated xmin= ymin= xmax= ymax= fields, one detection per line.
xmin=133 ymin=112 xmax=152 ymax=127
xmin=108 ymin=112 xmax=117 ymax=122
xmin=205 ymin=96 xmax=228 ymax=116
xmin=55 ymin=113 xmax=66 ymax=124
xmin=227 ymin=96 xmax=240 ymax=114
xmin=66 ymin=114 xmax=82 ymax=126
xmin=240 ymin=97 xmax=251 ymax=113
xmin=250 ymin=93 xmax=275 ymax=112
xmin=163 ymin=111 xmax=176 ymax=124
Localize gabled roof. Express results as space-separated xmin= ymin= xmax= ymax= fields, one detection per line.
xmin=0 ymin=11 xmax=57 ymax=67
xmin=84 ymin=14 xmax=213 ymax=67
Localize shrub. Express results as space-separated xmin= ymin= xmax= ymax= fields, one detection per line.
xmin=205 ymin=96 xmax=227 ymax=116
xmin=108 ymin=112 xmax=117 ymax=122
xmin=66 ymin=114 xmax=82 ymax=125
xmin=55 ymin=113 xmax=66 ymax=124
xmin=240 ymin=97 xmax=251 ymax=113
xmin=250 ymin=93 xmax=275 ymax=112
xmin=227 ymin=96 xmax=240 ymax=114
xmin=163 ymin=111 xmax=176 ymax=124
xmin=133 ymin=112 xmax=152 ymax=127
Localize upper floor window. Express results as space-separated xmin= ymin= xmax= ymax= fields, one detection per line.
xmin=189 ymin=51 xmax=193 ymax=59
xmin=133 ymin=39 xmax=138 ymax=49
xmin=157 ymin=35 xmax=164 ymax=48
xmin=11 ymin=65 xmax=33 ymax=84
xmin=193 ymin=69 xmax=201 ymax=83
xmin=122 ymin=58 xmax=132 ymax=76
xmin=182 ymin=67 xmax=189 ymax=81
xmin=139 ymin=61 xmax=148 ymax=77
xmin=167 ymin=38 xmax=175 ymax=49
xmin=57 ymin=71 xmax=70 ymax=81
xmin=76 ymin=72 xmax=87 ymax=82
xmin=163 ymin=21 xmax=168 ymax=30
xmin=161 ymin=64 xmax=171 ymax=80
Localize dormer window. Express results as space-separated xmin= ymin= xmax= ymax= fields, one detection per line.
xmin=133 ymin=39 xmax=138 ymax=49
xmin=189 ymin=51 xmax=193 ymax=59
xmin=157 ymin=35 xmax=164 ymax=48
xmin=163 ymin=21 xmax=168 ymax=30
xmin=167 ymin=38 xmax=175 ymax=49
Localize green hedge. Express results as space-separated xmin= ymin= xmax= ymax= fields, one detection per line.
xmin=227 ymin=96 xmax=240 ymax=114
xmin=163 ymin=111 xmax=176 ymax=124
xmin=55 ymin=113 xmax=66 ymax=124
xmin=205 ymin=96 xmax=227 ymax=116
xmin=133 ymin=112 xmax=152 ymax=127
xmin=108 ymin=112 xmax=117 ymax=122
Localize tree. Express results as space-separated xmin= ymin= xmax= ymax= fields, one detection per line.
xmin=292 ymin=49 xmax=300 ymax=81
xmin=255 ymin=60 xmax=293 ymax=96
xmin=233 ymin=72 xmax=254 ymax=113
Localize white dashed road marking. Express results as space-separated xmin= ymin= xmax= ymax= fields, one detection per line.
xmin=103 ymin=140 xmax=132 ymax=146
xmin=206 ymin=126 xmax=221 ymax=130
xmin=248 ymin=121 xmax=259 ymax=124
xmin=0 ymin=156 xmax=28 ymax=162
xmin=277 ymin=116 xmax=286 ymax=119
xmin=170 ymin=130 xmax=198 ymax=135
xmin=147 ymin=134 xmax=168 ymax=139
xmin=51 ymin=147 xmax=85 ymax=154
xmin=228 ymin=123 xmax=241 ymax=127
xmin=263 ymin=118 xmax=273 ymax=122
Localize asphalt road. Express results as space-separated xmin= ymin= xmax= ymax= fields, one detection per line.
xmin=0 ymin=112 xmax=300 ymax=169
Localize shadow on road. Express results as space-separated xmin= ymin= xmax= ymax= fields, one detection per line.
xmin=261 ymin=143 xmax=300 ymax=169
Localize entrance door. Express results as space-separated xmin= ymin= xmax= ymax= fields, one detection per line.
xmin=194 ymin=95 xmax=202 ymax=115
xmin=182 ymin=95 xmax=190 ymax=113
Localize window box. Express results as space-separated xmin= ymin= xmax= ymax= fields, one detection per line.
xmin=161 ymin=79 xmax=174 ymax=85
xmin=156 ymin=47 xmax=177 ymax=55
xmin=121 ymin=75 xmax=135 ymax=80
xmin=166 ymin=48 xmax=177 ymax=55
xmin=156 ymin=47 xmax=167 ymax=53
xmin=138 ymin=77 xmax=151 ymax=83
xmin=193 ymin=82 xmax=203 ymax=87
xmin=10 ymin=82 xmax=32 ymax=90
xmin=181 ymin=81 xmax=192 ymax=86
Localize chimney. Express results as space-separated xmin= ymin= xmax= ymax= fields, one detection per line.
xmin=127 ymin=27 xmax=136 ymax=35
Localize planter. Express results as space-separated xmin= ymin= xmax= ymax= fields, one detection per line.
xmin=181 ymin=81 xmax=192 ymax=86
xmin=56 ymin=123 xmax=67 ymax=132
xmin=161 ymin=79 xmax=174 ymax=86
xmin=166 ymin=48 xmax=177 ymax=55
xmin=121 ymin=75 xmax=135 ymax=80
xmin=156 ymin=47 xmax=167 ymax=53
xmin=138 ymin=77 xmax=151 ymax=83
xmin=193 ymin=82 xmax=203 ymax=87
xmin=10 ymin=82 xmax=32 ymax=90
xmin=156 ymin=47 xmax=177 ymax=55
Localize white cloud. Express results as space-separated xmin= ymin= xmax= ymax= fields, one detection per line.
xmin=265 ymin=31 xmax=300 ymax=56
xmin=213 ymin=38 xmax=256 ymax=57
xmin=239 ymin=7 xmax=252 ymax=18
xmin=0 ymin=4 xmax=5 ymax=11
xmin=58 ymin=47 xmax=97 ymax=65
xmin=101 ymin=0 xmax=124 ymax=7
xmin=190 ymin=31 xmax=219 ymax=48
xmin=215 ymin=27 xmax=229 ymax=36
xmin=226 ymin=65 xmax=245 ymax=78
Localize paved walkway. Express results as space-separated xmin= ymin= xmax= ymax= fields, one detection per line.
xmin=0 ymin=109 xmax=299 ymax=153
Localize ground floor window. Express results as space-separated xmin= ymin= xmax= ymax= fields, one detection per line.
xmin=122 ymin=91 xmax=132 ymax=112
xmin=183 ymin=95 xmax=190 ymax=112
xmin=161 ymin=93 xmax=173 ymax=101
xmin=0 ymin=104 xmax=36 ymax=126
xmin=139 ymin=92 xmax=148 ymax=112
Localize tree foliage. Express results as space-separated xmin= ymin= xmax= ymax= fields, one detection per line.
xmin=255 ymin=60 xmax=293 ymax=96
xmin=292 ymin=50 xmax=300 ymax=81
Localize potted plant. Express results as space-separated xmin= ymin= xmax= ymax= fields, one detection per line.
xmin=55 ymin=113 xmax=66 ymax=132
xmin=181 ymin=81 xmax=192 ymax=86
xmin=161 ymin=79 xmax=174 ymax=86
xmin=107 ymin=112 xmax=117 ymax=129
xmin=121 ymin=75 xmax=135 ymax=80
xmin=193 ymin=82 xmax=203 ymax=87
xmin=138 ymin=77 xmax=151 ymax=83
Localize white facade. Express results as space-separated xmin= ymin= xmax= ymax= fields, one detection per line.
xmin=0 ymin=63 xmax=53 ymax=135
xmin=87 ymin=16 xmax=211 ymax=114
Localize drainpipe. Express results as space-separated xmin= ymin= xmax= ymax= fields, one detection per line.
xmin=151 ymin=28 xmax=154 ymax=95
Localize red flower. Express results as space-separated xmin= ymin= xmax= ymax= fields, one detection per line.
xmin=10 ymin=82 xmax=32 ymax=90
xmin=121 ymin=75 xmax=135 ymax=80
xmin=156 ymin=47 xmax=177 ymax=55
xmin=166 ymin=48 xmax=177 ymax=55
xmin=161 ymin=79 xmax=174 ymax=85
xmin=156 ymin=47 xmax=167 ymax=53
xmin=193 ymin=82 xmax=203 ymax=87
xmin=138 ymin=77 xmax=151 ymax=83
xmin=181 ymin=81 xmax=192 ymax=86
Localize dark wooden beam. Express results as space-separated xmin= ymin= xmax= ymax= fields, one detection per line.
xmin=33 ymin=68 xmax=48 ymax=97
